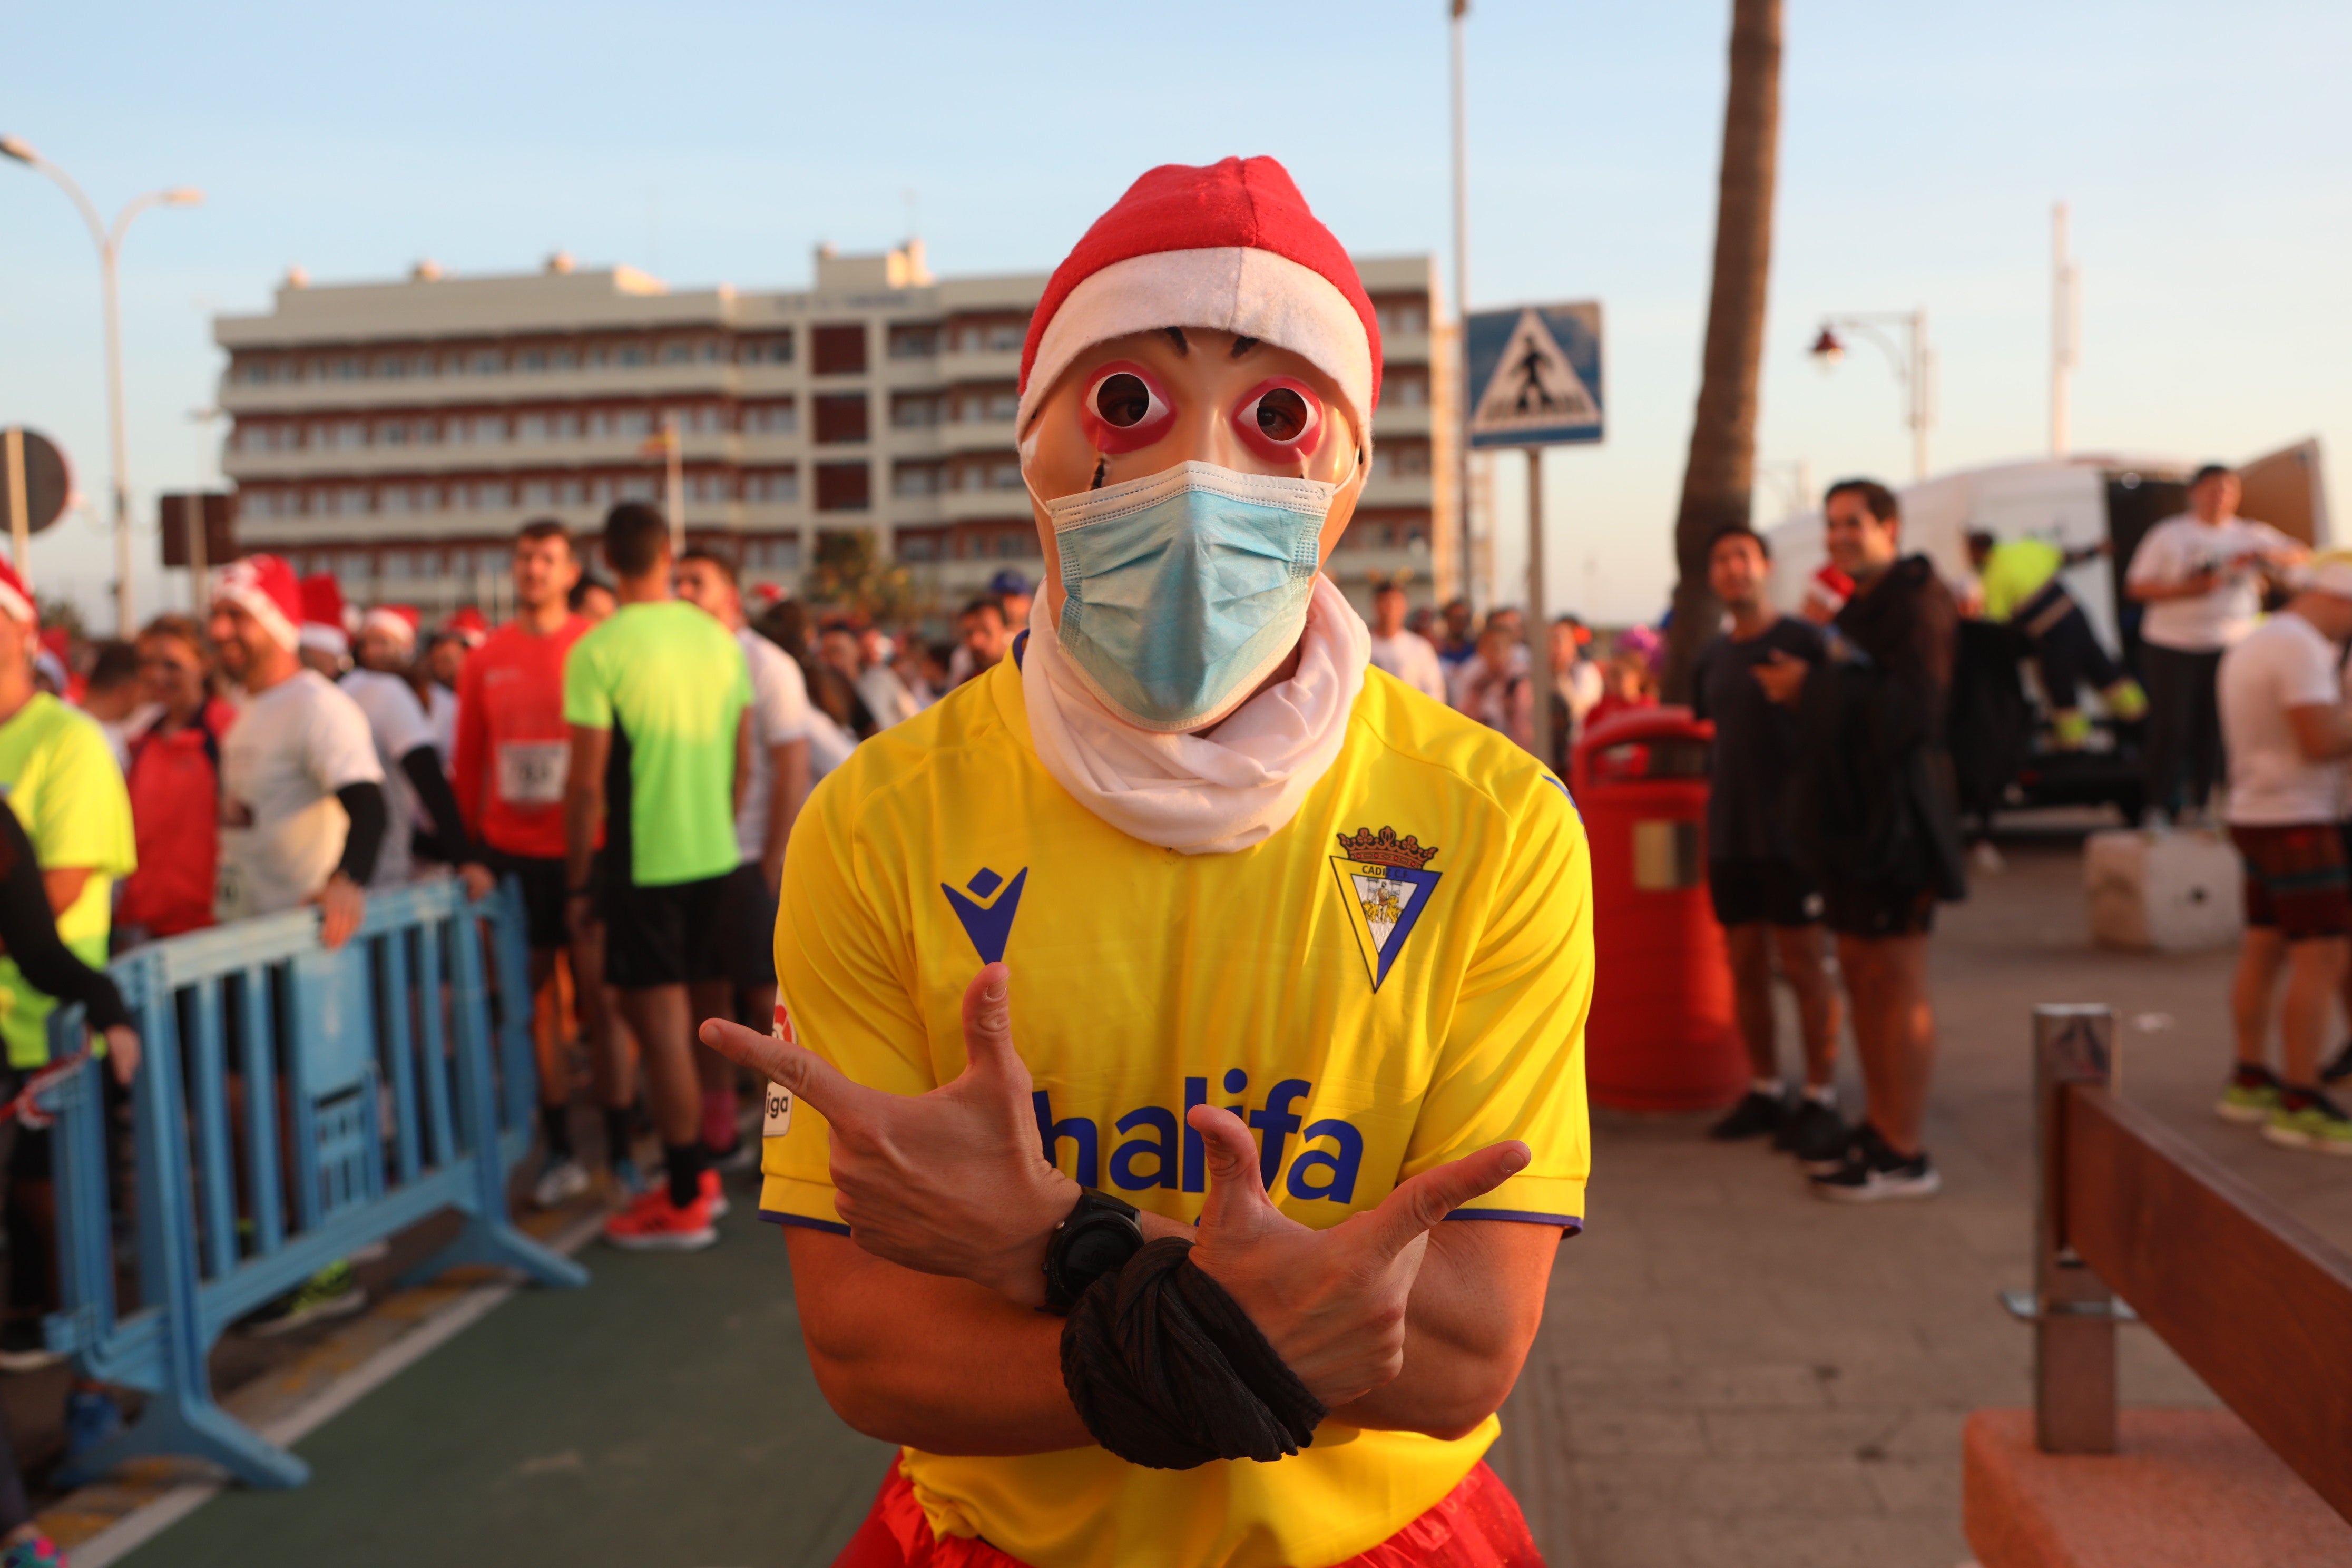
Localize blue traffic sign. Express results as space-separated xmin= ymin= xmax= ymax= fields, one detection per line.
xmin=1465 ymin=302 xmax=1604 ymax=448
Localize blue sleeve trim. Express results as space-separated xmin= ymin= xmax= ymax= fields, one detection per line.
xmin=760 ymin=1209 xmax=852 ymax=1236
xmin=1541 ymin=775 xmax=1569 ymax=798
xmin=1445 ymin=1209 xmax=1583 ymax=1234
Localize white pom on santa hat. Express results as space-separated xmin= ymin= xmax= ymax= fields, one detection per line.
xmin=1016 ymin=157 xmax=1383 ymax=440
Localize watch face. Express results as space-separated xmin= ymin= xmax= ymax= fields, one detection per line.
xmin=1062 ymin=1214 xmax=1143 ymax=1284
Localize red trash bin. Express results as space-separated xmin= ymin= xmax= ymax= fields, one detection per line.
xmin=1571 ymin=706 xmax=1746 ymax=1112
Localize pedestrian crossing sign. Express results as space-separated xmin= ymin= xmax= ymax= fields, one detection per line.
xmin=1465 ymin=302 xmax=1604 ymax=448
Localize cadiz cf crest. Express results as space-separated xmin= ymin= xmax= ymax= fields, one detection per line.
xmin=1329 ymin=827 xmax=1442 ymax=992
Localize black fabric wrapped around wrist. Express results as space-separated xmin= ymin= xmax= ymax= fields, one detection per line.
xmin=1059 ymin=1235 xmax=1326 ymax=1471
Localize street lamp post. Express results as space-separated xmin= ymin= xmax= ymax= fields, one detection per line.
xmin=1447 ymin=0 xmax=1475 ymax=612
xmin=0 ymin=135 xmax=203 ymax=632
xmin=1808 ymin=309 xmax=1933 ymax=482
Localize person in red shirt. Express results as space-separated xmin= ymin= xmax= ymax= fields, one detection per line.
xmin=117 ymin=615 xmax=239 ymax=945
xmin=453 ymin=520 xmax=631 ymax=1206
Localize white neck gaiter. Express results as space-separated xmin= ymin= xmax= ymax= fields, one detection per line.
xmin=1021 ymin=574 xmax=1370 ymax=856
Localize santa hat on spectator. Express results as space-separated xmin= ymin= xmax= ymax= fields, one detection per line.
xmin=1015 ymin=157 xmax=1382 ymax=443
xmin=445 ymin=606 xmax=489 ymax=648
xmin=298 ymin=573 xmax=349 ymax=657
xmin=215 ymin=555 xmax=305 ymax=651
xmin=33 ymin=626 xmax=68 ymax=694
xmin=361 ymin=604 xmax=421 ymax=652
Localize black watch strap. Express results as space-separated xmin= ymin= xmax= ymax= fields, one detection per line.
xmin=1043 ymin=1189 xmax=1144 ymax=1315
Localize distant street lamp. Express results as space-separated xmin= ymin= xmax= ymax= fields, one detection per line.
xmin=1 ymin=135 xmax=203 ymax=631
xmin=1809 ymin=309 xmax=1933 ymax=482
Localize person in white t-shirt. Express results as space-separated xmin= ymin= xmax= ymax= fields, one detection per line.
xmin=2215 ymin=551 xmax=2352 ymax=1154
xmin=208 ymin=556 xmax=388 ymax=948
xmin=2125 ymin=464 xmax=2307 ymax=824
xmin=340 ymin=605 xmax=475 ymax=889
xmin=675 ymin=548 xmax=811 ymax=1168
xmin=1365 ymin=579 xmax=1447 ymax=703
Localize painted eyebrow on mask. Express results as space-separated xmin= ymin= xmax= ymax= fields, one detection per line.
xmin=1163 ymin=327 xmax=1189 ymax=354
xmin=1230 ymin=335 xmax=1259 ymax=358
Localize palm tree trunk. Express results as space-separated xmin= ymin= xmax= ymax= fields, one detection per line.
xmin=1661 ymin=0 xmax=1783 ymax=701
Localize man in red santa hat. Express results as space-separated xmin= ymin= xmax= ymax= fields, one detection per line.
xmin=705 ymin=158 xmax=1590 ymax=1568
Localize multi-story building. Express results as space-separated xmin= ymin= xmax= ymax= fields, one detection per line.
xmin=214 ymin=244 xmax=1454 ymax=622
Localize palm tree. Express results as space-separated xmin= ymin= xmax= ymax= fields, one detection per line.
xmin=1661 ymin=0 xmax=1783 ymax=700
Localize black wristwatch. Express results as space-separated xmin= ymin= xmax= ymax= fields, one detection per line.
xmin=1042 ymin=1189 xmax=1145 ymax=1315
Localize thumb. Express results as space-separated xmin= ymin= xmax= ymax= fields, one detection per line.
xmin=954 ymin=963 xmax=1027 ymax=1090
xmin=1363 ymin=1141 xmax=1530 ymax=1261
xmin=1190 ymin=1104 xmax=1278 ymax=1236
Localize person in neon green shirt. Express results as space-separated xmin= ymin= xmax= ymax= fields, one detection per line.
xmin=0 ymin=611 xmax=134 ymax=1070
xmin=563 ymin=502 xmax=752 ymax=1253
xmin=1965 ymin=530 xmax=2147 ymax=748
xmin=705 ymin=159 xmax=1587 ymax=1568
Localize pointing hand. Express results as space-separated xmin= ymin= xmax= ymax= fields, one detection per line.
xmin=1187 ymin=1103 xmax=1526 ymax=1408
xmin=698 ymin=963 xmax=1075 ymax=1305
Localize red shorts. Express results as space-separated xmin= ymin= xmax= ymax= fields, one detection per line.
xmin=833 ymin=1458 xmax=1544 ymax=1568
xmin=2230 ymin=822 xmax=2351 ymax=940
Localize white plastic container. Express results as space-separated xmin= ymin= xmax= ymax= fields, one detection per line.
xmin=2084 ymin=828 xmax=2243 ymax=952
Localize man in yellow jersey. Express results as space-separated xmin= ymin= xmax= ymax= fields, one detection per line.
xmin=705 ymin=158 xmax=1590 ymax=1568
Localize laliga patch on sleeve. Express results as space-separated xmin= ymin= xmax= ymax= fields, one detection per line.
xmin=762 ymin=1082 xmax=793 ymax=1139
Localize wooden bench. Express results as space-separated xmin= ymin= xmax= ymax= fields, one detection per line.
xmin=1963 ymin=1006 xmax=2352 ymax=1566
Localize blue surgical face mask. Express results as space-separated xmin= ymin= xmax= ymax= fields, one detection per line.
xmin=1036 ymin=459 xmax=1346 ymax=733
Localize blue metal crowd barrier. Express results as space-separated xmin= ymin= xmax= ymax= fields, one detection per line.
xmin=36 ymin=877 xmax=586 ymax=1488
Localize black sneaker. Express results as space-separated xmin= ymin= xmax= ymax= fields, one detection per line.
xmin=0 ymin=1317 xmax=60 ymax=1373
xmin=1708 ymin=1090 xmax=1787 ymax=1142
xmin=2322 ymin=1039 xmax=2352 ymax=1088
xmin=1811 ymin=1124 xmax=1940 ymax=1202
xmin=1777 ymin=1099 xmax=1849 ymax=1165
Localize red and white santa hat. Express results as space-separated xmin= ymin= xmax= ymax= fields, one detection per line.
xmin=361 ymin=603 xmax=421 ymax=651
xmin=299 ymin=573 xmax=349 ymax=656
xmin=0 ymin=558 xmax=33 ymax=626
xmin=445 ymin=606 xmax=489 ymax=648
xmin=1016 ymin=157 xmax=1383 ymax=443
xmin=215 ymin=555 xmax=305 ymax=651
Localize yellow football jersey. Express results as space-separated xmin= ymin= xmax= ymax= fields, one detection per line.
xmin=761 ymin=648 xmax=1592 ymax=1568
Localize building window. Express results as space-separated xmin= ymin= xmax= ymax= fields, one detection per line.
xmin=701 ymin=340 xmax=724 ymax=362
xmin=743 ymin=534 xmax=800 ymax=571
xmin=743 ymin=401 xmax=797 ymax=434
xmin=891 ymin=394 xmax=939 ymax=428
xmin=996 ymin=531 xmax=1038 ymax=558
xmin=336 ymin=357 xmax=361 ymax=380
xmin=990 ymin=459 xmax=1022 ymax=490
xmin=812 ymin=393 xmax=870 ymax=445
xmin=746 ymin=469 xmax=800 ymax=504
xmin=472 ymin=415 xmax=507 ymax=444
xmin=1389 ymin=369 xmax=1429 ymax=407
xmin=379 ymin=356 xmax=407 ymax=379
xmin=689 ymin=473 xmax=733 ymax=502
xmin=893 ymin=462 xmax=941 ymax=497
xmin=814 ymin=461 xmax=870 ymax=512
xmin=338 ymin=551 xmax=373 ymax=581
xmin=616 ymin=344 xmax=647 ymax=367
xmin=896 ymin=529 xmax=942 ymax=562
xmin=987 ymin=324 xmax=1025 ymax=351
xmin=473 ymin=350 xmax=505 ymax=374
xmin=738 ymin=333 xmax=793 ymax=365
xmin=1375 ymin=299 xmax=1429 ymax=337
xmin=552 ymin=348 xmax=577 ymax=371
xmin=613 ymin=409 xmax=650 ymax=439
xmin=337 ymin=486 xmax=371 ymax=516
xmin=522 ymin=479 xmax=555 ymax=505
xmin=811 ymin=324 xmax=867 ymax=376
xmin=889 ymin=326 xmax=939 ymax=359
xmin=663 ymin=341 xmax=694 ymax=364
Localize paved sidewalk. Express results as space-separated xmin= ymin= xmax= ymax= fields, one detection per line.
xmin=1490 ymin=833 xmax=2352 ymax=1567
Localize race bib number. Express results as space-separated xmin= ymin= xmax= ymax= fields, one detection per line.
xmin=496 ymin=741 xmax=569 ymax=805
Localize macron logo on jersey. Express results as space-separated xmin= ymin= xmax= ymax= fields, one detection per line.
xmin=1033 ymin=1071 xmax=1365 ymax=1207
xmin=942 ymin=865 xmax=1027 ymax=964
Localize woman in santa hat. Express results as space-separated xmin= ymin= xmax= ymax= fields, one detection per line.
xmin=709 ymin=158 xmax=1590 ymax=1568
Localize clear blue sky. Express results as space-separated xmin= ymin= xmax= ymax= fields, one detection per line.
xmin=5 ymin=0 xmax=2347 ymax=628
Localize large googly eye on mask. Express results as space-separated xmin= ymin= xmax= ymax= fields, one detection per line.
xmin=1078 ymin=361 xmax=1177 ymax=454
xmin=1230 ymin=377 xmax=1326 ymax=465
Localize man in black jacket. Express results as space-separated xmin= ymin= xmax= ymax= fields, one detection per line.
xmin=1757 ymin=479 xmax=1965 ymax=1201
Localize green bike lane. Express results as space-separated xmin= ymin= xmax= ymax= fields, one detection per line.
xmin=120 ymin=1190 xmax=894 ymax=1568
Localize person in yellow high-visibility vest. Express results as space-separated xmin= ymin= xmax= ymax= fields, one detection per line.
xmin=1966 ymin=531 xmax=2148 ymax=748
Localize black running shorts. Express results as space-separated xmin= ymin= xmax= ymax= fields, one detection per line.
xmin=603 ymin=873 xmax=730 ymax=991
